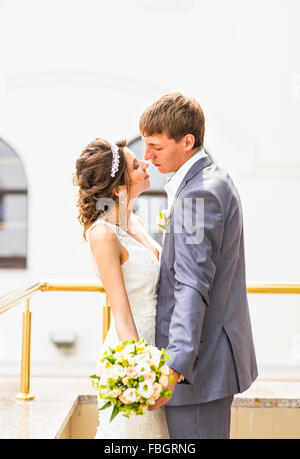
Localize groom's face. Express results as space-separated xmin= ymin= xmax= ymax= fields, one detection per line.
xmin=142 ymin=133 xmax=186 ymax=174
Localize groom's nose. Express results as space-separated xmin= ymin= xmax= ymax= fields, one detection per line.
xmin=144 ymin=147 xmax=154 ymax=161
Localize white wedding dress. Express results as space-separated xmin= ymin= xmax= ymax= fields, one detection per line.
xmin=86 ymin=214 xmax=170 ymax=439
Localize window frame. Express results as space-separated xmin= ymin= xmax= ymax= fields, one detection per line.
xmin=0 ymin=140 xmax=28 ymax=269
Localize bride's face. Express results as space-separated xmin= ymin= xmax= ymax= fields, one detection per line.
xmin=124 ymin=147 xmax=150 ymax=199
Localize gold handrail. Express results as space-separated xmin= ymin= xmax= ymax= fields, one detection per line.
xmin=0 ymin=281 xmax=300 ymax=401
xmin=246 ymin=283 xmax=300 ymax=294
xmin=0 ymin=279 xmax=109 ymax=400
xmin=0 ymin=282 xmax=42 ymax=315
xmin=0 ymin=280 xmax=106 ymax=315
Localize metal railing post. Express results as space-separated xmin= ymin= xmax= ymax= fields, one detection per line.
xmin=16 ymin=299 xmax=35 ymax=400
xmin=102 ymin=294 xmax=110 ymax=343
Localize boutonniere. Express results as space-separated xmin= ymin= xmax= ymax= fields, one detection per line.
xmin=157 ymin=209 xmax=170 ymax=233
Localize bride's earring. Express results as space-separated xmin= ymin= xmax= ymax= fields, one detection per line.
xmin=115 ymin=188 xmax=128 ymax=230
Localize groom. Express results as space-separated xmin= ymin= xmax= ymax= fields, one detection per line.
xmin=139 ymin=93 xmax=258 ymax=439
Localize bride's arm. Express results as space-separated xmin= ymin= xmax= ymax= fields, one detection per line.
xmin=89 ymin=224 xmax=139 ymax=343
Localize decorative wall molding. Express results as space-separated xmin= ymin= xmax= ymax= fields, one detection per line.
xmin=244 ymin=166 xmax=300 ymax=178
xmin=206 ymin=108 xmax=300 ymax=177
xmin=5 ymin=70 xmax=166 ymax=99
xmin=3 ymin=70 xmax=299 ymax=177
xmin=131 ymin=0 xmax=194 ymax=12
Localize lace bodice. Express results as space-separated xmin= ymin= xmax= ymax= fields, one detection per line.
xmin=86 ymin=214 xmax=161 ymax=323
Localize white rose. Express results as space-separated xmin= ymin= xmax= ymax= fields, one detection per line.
xmin=123 ymin=344 xmax=135 ymax=355
xmin=140 ymin=350 xmax=151 ymax=359
xmin=160 ymin=365 xmax=170 ymax=376
xmin=103 ymin=367 xmax=114 ymax=380
xmin=127 ymin=357 xmax=136 ymax=366
xmin=138 ymin=381 xmax=154 ymax=399
xmin=148 ymin=346 xmax=162 ymax=366
xmin=120 ymin=352 xmax=132 ymax=361
xmin=123 ymin=388 xmax=139 ymax=403
xmin=136 ymin=361 xmax=151 ymax=376
xmin=144 ymin=372 xmax=156 ymax=384
xmin=159 ymin=375 xmax=169 ymax=387
xmin=152 ymin=353 xmax=161 ymax=368
xmin=112 ymin=364 xmax=127 ymax=378
xmin=135 ymin=353 xmax=146 ymax=362
xmin=148 ymin=345 xmax=160 ymax=356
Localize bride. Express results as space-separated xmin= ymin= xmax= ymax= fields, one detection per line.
xmin=73 ymin=138 xmax=170 ymax=439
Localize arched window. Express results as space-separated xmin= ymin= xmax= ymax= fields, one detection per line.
xmin=0 ymin=138 xmax=27 ymax=268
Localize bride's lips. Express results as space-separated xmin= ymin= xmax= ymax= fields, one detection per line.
xmin=144 ymin=174 xmax=150 ymax=180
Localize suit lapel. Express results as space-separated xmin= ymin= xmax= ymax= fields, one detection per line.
xmin=175 ymin=154 xmax=212 ymax=199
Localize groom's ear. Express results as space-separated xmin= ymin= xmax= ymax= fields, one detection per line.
xmin=183 ymin=134 xmax=196 ymax=151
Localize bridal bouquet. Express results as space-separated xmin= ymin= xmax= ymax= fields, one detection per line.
xmin=90 ymin=338 xmax=173 ymax=422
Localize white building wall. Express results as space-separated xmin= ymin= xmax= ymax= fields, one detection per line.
xmin=0 ymin=0 xmax=299 ymax=378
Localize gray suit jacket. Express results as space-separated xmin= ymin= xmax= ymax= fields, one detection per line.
xmin=156 ymin=154 xmax=258 ymax=406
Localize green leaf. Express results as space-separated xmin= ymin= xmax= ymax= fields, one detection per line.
xmin=89 ymin=374 xmax=100 ymax=380
xmin=160 ymin=388 xmax=172 ymax=398
xmin=110 ymin=404 xmax=120 ymax=422
xmin=99 ymin=401 xmax=112 ymax=411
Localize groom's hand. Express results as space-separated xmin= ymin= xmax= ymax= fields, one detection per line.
xmin=148 ymin=367 xmax=180 ymax=411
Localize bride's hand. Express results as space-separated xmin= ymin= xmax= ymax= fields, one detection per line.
xmin=148 ymin=367 xmax=180 ymax=411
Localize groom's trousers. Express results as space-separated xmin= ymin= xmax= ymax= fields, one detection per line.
xmin=165 ymin=395 xmax=234 ymax=439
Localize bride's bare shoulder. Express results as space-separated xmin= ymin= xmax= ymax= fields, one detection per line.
xmin=89 ymin=221 xmax=119 ymax=247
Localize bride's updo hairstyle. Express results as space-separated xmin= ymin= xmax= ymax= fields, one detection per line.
xmin=73 ymin=138 xmax=130 ymax=240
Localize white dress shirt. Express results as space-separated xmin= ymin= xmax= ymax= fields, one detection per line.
xmin=164 ymin=148 xmax=206 ymax=211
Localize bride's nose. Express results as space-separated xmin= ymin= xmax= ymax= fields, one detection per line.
xmin=142 ymin=161 xmax=149 ymax=170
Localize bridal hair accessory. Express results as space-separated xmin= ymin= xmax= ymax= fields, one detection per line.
xmin=109 ymin=143 xmax=120 ymax=178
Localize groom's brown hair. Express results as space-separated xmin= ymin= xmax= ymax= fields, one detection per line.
xmin=139 ymin=92 xmax=205 ymax=149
